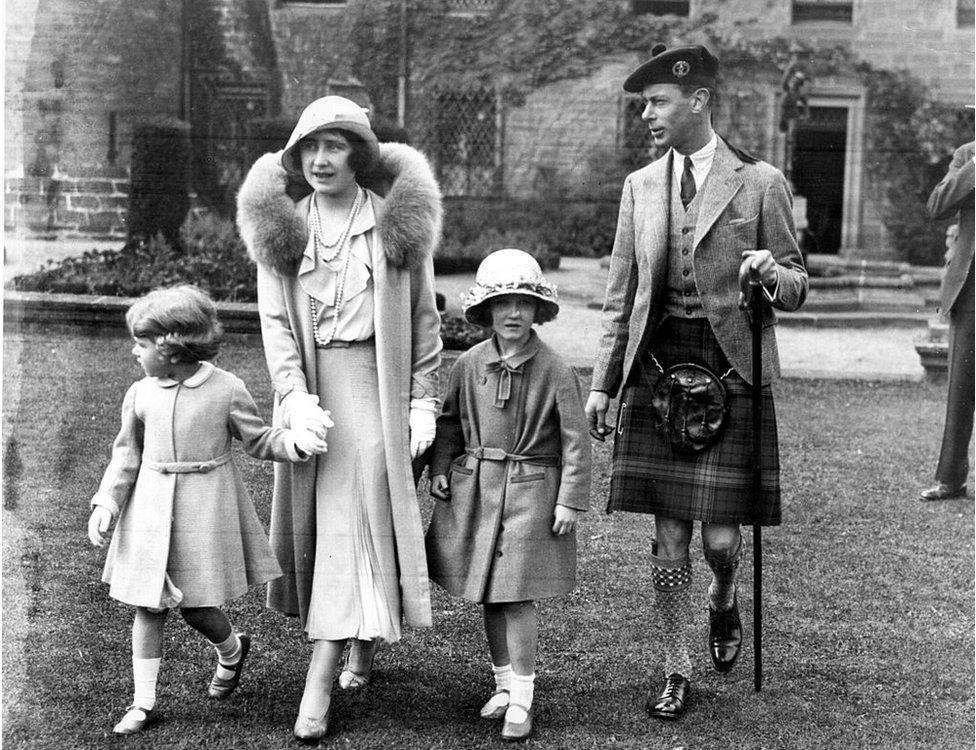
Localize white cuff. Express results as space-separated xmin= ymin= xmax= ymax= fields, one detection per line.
xmin=90 ymin=493 xmax=119 ymax=518
xmin=410 ymin=397 xmax=438 ymax=413
xmin=762 ymin=266 xmax=779 ymax=303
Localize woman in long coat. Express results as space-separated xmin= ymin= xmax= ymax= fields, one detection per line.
xmin=236 ymin=96 xmax=442 ymax=739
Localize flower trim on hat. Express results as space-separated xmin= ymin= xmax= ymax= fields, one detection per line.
xmin=462 ymin=279 xmax=560 ymax=327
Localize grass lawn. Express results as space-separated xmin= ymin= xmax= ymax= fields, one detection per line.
xmin=3 ymin=329 xmax=973 ymax=749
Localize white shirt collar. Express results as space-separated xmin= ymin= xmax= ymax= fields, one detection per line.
xmin=154 ymin=361 xmax=215 ymax=389
xmin=671 ymin=132 xmax=718 ymax=190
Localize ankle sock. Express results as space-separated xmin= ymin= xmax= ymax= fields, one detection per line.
xmin=506 ymin=672 xmax=535 ymax=723
xmin=132 ymin=657 xmax=161 ymax=710
xmin=492 ymin=663 xmax=512 ymax=693
xmin=211 ymin=631 xmax=242 ymax=680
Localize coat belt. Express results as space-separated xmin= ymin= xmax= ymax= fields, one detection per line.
xmin=465 ymin=446 xmax=560 ymax=466
xmin=146 ymin=452 xmax=233 ymax=474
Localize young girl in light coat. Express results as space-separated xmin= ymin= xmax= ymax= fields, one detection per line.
xmin=87 ymin=285 xmax=328 ymax=735
xmin=425 ymin=249 xmax=591 ymax=741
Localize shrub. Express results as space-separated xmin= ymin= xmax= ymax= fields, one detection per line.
xmin=14 ymin=213 xmax=256 ymax=302
xmin=440 ymin=314 xmax=490 ymax=350
xmin=128 ymin=119 xmax=191 ymax=247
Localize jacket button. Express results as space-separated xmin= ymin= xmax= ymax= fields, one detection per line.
xmin=682 ymin=269 xmax=690 ymax=276
xmin=682 ymin=248 xmax=689 ymax=255
xmin=496 ymin=550 xmax=503 ymax=558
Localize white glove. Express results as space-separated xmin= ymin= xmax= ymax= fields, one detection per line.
xmin=293 ymin=427 xmax=329 ymax=457
xmin=88 ymin=505 xmax=113 ymax=547
xmin=409 ymin=398 xmax=437 ymax=459
xmin=282 ymin=391 xmax=334 ymax=438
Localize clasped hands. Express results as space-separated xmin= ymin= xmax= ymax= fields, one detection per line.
xmin=283 ymin=392 xmax=333 ymax=457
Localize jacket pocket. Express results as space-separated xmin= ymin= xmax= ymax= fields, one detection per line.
xmin=510 ymin=471 xmax=546 ymax=484
xmin=450 ymin=455 xmax=474 ymax=476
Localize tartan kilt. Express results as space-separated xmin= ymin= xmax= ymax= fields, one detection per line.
xmin=609 ymin=317 xmax=781 ymax=526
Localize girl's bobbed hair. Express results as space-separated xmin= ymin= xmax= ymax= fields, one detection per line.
xmin=126 ymin=285 xmax=223 ymax=363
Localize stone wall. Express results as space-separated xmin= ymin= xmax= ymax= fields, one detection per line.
xmin=5 ymin=172 xmax=129 ymax=239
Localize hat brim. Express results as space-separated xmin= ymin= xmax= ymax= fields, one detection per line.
xmin=281 ymin=120 xmax=380 ymax=176
xmin=462 ymin=288 xmax=559 ymax=328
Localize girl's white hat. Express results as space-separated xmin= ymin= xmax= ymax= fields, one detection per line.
xmin=462 ymin=248 xmax=559 ymax=327
xmin=280 ymin=95 xmax=380 ymax=175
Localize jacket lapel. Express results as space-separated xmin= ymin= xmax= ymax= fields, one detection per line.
xmin=634 ymin=156 xmax=670 ymax=299
xmin=694 ymin=139 xmax=743 ymax=248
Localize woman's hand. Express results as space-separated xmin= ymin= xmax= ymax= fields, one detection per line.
xmin=552 ymin=505 xmax=578 ymax=536
xmin=409 ymin=399 xmax=437 ymax=459
xmin=430 ymin=474 xmax=451 ymax=501
xmin=283 ymin=392 xmax=334 ymax=437
xmin=88 ymin=506 xmax=114 ymax=547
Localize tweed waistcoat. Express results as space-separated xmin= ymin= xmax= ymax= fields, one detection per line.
xmin=664 ymin=172 xmax=706 ymax=319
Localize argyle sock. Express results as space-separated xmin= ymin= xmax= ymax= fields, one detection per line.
xmin=506 ymin=672 xmax=535 ymax=723
xmin=651 ymin=549 xmax=693 ymax=680
xmin=704 ymin=537 xmax=743 ymax=612
xmin=132 ymin=657 xmax=161 ymax=710
xmin=211 ymin=631 xmax=242 ymax=681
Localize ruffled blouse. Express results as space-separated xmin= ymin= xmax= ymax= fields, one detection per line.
xmin=298 ymin=192 xmax=376 ymax=342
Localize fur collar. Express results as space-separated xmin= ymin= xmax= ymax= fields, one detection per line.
xmin=236 ymin=142 xmax=443 ymax=274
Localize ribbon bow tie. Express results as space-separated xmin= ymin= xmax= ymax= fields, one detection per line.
xmin=485 ymin=359 xmax=525 ymax=408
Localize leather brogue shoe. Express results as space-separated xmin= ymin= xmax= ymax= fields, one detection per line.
xmin=709 ymin=594 xmax=742 ymax=673
xmin=208 ymin=633 xmax=251 ymax=699
xmin=919 ymin=483 xmax=967 ymax=502
xmin=646 ymin=673 xmax=690 ymax=720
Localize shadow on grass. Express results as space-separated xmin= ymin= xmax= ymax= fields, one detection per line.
xmin=2 ymin=330 xmax=973 ymax=749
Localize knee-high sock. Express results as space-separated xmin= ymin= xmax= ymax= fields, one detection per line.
xmin=704 ymin=537 xmax=743 ymax=612
xmin=651 ymin=549 xmax=693 ymax=680
xmin=132 ymin=657 xmax=161 ymax=710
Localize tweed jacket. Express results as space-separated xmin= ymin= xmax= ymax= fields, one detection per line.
xmin=236 ymin=142 xmax=443 ymax=628
xmin=928 ymin=141 xmax=975 ymax=314
xmin=426 ymin=333 xmax=591 ymax=602
xmin=91 ymin=364 xmax=288 ymax=608
xmin=591 ymin=137 xmax=808 ymax=395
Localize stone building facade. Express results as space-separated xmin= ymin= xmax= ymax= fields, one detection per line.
xmin=5 ymin=0 xmax=974 ymax=258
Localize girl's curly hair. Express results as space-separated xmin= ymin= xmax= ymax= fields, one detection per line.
xmin=126 ymin=285 xmax=222 ymax=363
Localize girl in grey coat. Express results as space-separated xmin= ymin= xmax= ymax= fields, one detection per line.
xmin=426 ymin=249 xmax=591 ymax=742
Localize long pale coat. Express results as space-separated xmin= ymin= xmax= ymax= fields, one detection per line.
xmin=92 ymin=363 xmax=289 ymax=608
xmin=928 ymin=141 xmax=975 ymax=314
xmin=425 ymin=334 xmax=591 ymax=603
xmin=591 ymin=138 xmax=808 ymax=396
xmin=236 ymin=143 xmax=443 ymax=628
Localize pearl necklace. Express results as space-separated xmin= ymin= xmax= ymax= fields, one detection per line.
xmin=308 ymin=192 xmax=365 ymax=348
xmin=309 ymin=189 xmax=364 ymax=263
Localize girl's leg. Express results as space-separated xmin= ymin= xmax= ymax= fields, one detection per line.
xmin=294 ymin=638 xmax=344 ymax=739
xmin=338 ymin=638 xmax=380 ymax=689
xmin=114 ymin=607 xmax=166 ymax=735
xmin=180 ymin=606 xmax=249 ymax=699
xmin=480 ymin=604 xmax=512 ymax=718
xmin=502 ymin=601 xmax=538 ymax=732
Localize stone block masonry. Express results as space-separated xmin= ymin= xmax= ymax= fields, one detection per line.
xmin=5 ymin=173 xmax=129 ymax=239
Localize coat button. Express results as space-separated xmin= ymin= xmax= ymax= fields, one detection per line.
xmin=682 ymin=227 xmax=691 ymax=234
xmin=682 ymin=269 xmax=690 ymax=276
xmin=496 ymin=550 xmax=503 ymax=558
xmin=682 ymin=248 xmax=689 ymax=255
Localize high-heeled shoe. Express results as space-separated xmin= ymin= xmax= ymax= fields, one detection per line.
xmin=338 ymin=639 xmax=378 ymax=690
xmin=293 ymin=707 xmax=330 ymax=743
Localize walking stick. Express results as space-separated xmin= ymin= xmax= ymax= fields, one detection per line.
xmin=748 ymin=270 xmax=765 ymax=693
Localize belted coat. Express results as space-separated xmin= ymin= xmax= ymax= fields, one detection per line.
xmin=236 ymin=142 xmax=443 ymax=628
xmin=425 ymin=333 xmax=591 ymax=603
xmin=91 ymin=363 xmax=290 ymax=608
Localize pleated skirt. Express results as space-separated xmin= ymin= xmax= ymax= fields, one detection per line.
xmin=304 ymin=342 xmax=402 ymax=642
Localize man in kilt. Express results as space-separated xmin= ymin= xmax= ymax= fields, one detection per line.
xmin=585 ymin=44 xmax=808 ymax=719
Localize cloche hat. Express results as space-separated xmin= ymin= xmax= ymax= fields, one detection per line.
xmin=280 ymin=95 xmax=380 ymax=176
xmin=462 ymin=248 xmax=559 ymax=327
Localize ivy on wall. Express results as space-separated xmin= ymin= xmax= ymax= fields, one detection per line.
xmin=322 ymin=0 xmax=971 ymax=262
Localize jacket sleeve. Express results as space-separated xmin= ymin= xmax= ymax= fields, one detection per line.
xmin=928 ymin=145 xmax=976 ymax=221
xmin=228 ymin=377 xmax=303 ymax=463
xmin=591 ymin=175 xmax=640 ymax=396
xmin=408 ymin=251 xmax=443 ymax=402
xmin=430 ymin=360 xmax=465 ymax=476
xmin=91 ymin=383 xmax=144 ymax=517
xmin=256 ymin=262 xmax=310 ymax=400
xmin=554 ymin=362 xmax=591 ymax=512
xmin=758 ymin=169 xmax=808 ymax=313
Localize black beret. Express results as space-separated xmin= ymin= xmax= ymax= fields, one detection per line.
xmin=623 ymin=43 xmax=719 ymax=93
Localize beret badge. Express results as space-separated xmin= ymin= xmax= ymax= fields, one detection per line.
xmin=672 ymin=60 xmax=691 ymax=77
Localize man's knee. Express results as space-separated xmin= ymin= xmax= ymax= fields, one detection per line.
xmin=654 ymin=517 xmax=693 ymax=559
xmin=702 ymin=524 xmax=742 ymax=565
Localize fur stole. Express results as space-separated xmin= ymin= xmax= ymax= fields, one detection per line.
xmin=236 ymin=142 xmax=443 ymax=274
